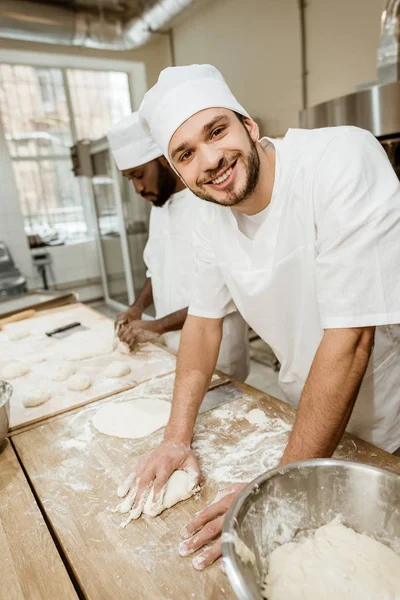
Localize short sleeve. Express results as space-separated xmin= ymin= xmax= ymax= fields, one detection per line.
xmin=314 ymin=128 xmax=400 ymax=328
xmin=188 ymin=214 xmax=236 ymax=319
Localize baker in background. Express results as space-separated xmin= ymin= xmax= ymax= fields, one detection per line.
xmin=125 ymin=64 xmax=400 ymax=569
xmin=107 ymin=112 xmax=249 ymax=380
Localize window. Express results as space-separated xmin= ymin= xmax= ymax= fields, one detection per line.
xmin=0 ymin=64 xmax=131 ymax=241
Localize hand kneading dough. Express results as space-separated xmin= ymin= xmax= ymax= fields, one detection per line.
xmin=8 ymin=328 xmax=30 ymax=341
xmin=67 ymin=373 xmax=92 ymax=391
xmin=92 ymin=398 xmax=171 ymax=439
xmin=105 ymin=361 xmax=131 ymax=378
xmin=23 ymin=390 xmax=51 ymax=408
xmin=143 ymin=469 xmax=198 ymax=517
xmin=2 ymin=362 xmax=30 ymax=379
xmin=263 ymin=519 xmax=400 ymax=600
xmin=52 ymin=364 xmax=75 ymax=382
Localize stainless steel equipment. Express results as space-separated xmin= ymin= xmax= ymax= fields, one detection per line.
xmin=0 ymin=380 xmax=12 ymax=447
xmin=222 ymin=459 xmax=400 ymax=600
xmin=0 ymin=242 xmax=27 ymax=299
xmin=300 ymin=1 xmax=400 ymax=178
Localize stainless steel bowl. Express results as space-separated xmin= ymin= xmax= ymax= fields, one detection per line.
xmin=222 ymin=459 xmax=400 ymax=600
xmin=0 ymin=380 xmax=12 ymax=447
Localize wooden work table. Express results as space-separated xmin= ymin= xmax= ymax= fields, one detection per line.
xmin=0 ymin=440 xmax=77 ymax=599
xmin=4 ymin=302 xmax=400 ymax=598
xmin=11 ymin=376 xmax=400 ymax=600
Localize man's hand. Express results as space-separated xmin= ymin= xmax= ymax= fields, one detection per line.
xmin=118 ymin=319 xmax=163 ymax=347
xmin=115 ymin=306 xmax=143 ymax=331
xmin=117 ymin=441 xmax=201 ymax=519
xmin=178 ymin=483 xmax=247 ymax=570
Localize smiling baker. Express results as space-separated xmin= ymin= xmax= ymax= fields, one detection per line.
xmin=107 ymin=111 xmax=249 ymax=380
xmin=120 ymin=63 xmax=400 ymax=570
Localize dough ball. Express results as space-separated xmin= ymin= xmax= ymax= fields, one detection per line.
xmin=144 ymin=469 xmax=198 ymax=518
xmin=8 ymin=328 xmax=30 ymax=341
xmin=118 ymin=341 xmax=130 ymax=355
xmin=263 ymin=519 xmax=400 ymax=599
xmin=62 ymin=332 xmax=118 ymax=361
xmin=25 ymin=354 xmax=46 ymax=365
xmin=105 ymin=361 xmax=131 ymax=378
xmin=2 ymin=362 xmax=30 ymax=379
xmin=23 ymin=389 xmax=51 ymax=408
xmin=245 ymin=408 xmax=268 ymax=426
xmin=52 ymin=364 xmax=75 ymax=382
xmin=67 ymin=373 xmax=92 ymax=391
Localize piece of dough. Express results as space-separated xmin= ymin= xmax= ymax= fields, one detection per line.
xmin=92 ymin=398 xmax=171 ymax=439
xmin=1 ymin=362 xmax=30 ymax=379
xmin=245 ymin=408 xmax=268 ymax=426
xmin=263 ymin=519 xmax=400 ymax=600
xmin=23 ymin=389 xmax=51 ymax=408
xmin=25 ymin=354 xmax=46 ymax=365
xmin=67 ymin=373 xmax=92 ymax=391
xmin=105 ymin=361 xmax=131 ymax=378
xmin=144 ymin=469 xmax=198 ymax=517
xmin=118 ymin=341 xmax=130 ymax=355
xmin=61 ymin=331 xmax=117 ymax=361
xmin=8 ymin=328 xmax=30 ymax=341
xmin=52 ymin=364 xmax=75 ymax=382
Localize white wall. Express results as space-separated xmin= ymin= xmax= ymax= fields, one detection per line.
xmin=306 ymin=0 xmax=387 ymax=107
xmin=172 ymin=0 xmax=302 ymax=137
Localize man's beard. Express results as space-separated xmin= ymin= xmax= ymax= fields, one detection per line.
xmin=141 ymin=161 xmax=176 ymax=207
xmin=191 ymin=134 xmax=260 ymax=207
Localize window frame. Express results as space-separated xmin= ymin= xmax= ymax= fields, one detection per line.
xmin=0 ymin=48 xmax=147 ymax=241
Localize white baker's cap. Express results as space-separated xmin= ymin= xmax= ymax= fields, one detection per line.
xmin=139 ymin=64 xmax=250 ymax=160
xmin=107 ymin=111 xmax=162 ymax=170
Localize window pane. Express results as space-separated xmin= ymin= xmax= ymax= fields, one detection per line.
xmin=67 ymin=69 xmax=131 ymax=140
xmin=12 ymin=159 xmax=87 ymax=240
xmin=0 ymin=64 xmax=72 ymax=157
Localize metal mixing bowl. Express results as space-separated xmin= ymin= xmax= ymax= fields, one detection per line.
xmin=222 ymin=459 xmax=400 ymax=600
xmin=0 ymin=380 xmax=12 ymax=447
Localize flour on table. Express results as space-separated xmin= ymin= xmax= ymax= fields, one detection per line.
xmin=67 ymin=373 xmax=92 ymax=391
xmin=52 ymin=364 xmax=75 ymax=382
xmin=2 ymin=361 xmax=30 ymax=379
xmin=61 ymin=331 xmax=117 ymax=361
xmin=23 ymin=389 xmax=51 ymax=408
xmin=104 ymin=361 xmax=131 ymax=378
xmin=262 ymin=518 xmax=400 ymax=600
xmin=245 ymin=408 xmax=268 ymax=426
xmin=92 ymin=398 xmax=171 ymax=439
xmin=8 ymin=328 xmax=30 ymax=341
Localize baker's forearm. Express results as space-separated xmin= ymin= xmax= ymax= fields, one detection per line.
xmin=156 ymin=308 xmax=188 ymax=334
xmin=131 ymin=278 xmax=153 ymax=312
xmin=280 ymin=326 xmax=375 ymax=465
xmin=164 ymin=315 xmax=223 ymax=446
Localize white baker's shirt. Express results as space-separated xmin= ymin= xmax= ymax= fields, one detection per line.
xmin=143 ymin=187 xmax=249 ymax=380
xmin=188 ymin=126 xmax=400 ymax=452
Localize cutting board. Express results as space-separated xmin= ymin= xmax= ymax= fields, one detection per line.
xmin=0 ymin=304 xmax=177 ymax=432
xmin=0 ymin=440 xmax=77 ymax=599
xmin=11 ymin=380 xmax=400 ymax=600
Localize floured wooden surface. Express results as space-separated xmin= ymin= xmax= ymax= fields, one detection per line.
xmin=0 ymin=304 xmax=176 ymax=431
xmin=12 ymin=380 xmax=400 ymax=600
xmin=0 ymin=440 xmax=77 ymax=600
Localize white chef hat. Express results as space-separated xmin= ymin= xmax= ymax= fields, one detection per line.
xmin=139 ymin=64 xmax=250 ymax=161
xmin=107 ymin=111 xmax=162 ymax=170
